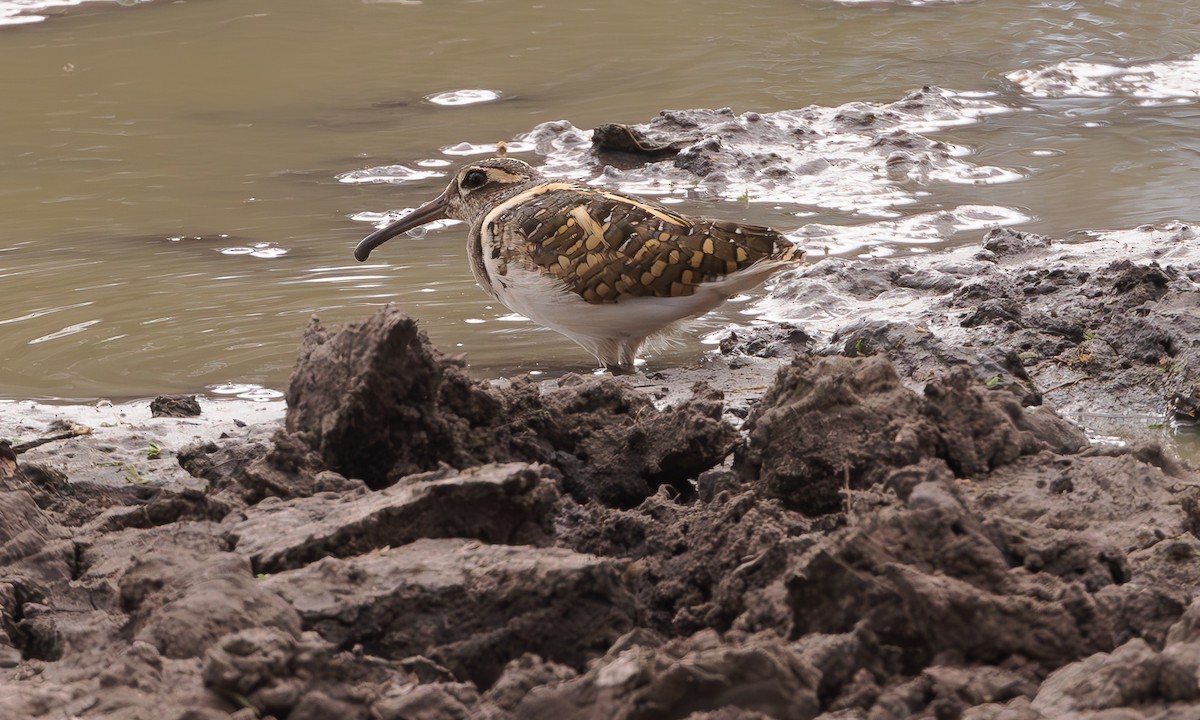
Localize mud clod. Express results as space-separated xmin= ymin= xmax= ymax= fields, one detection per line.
xmin=787 ymin=483 xmax=1118 ymax=673
xmin=514 ymin=631 xmax=822 ymax=720
xmin=734 ymin=356 xmax=1079 ymax=516
xmin=506 ymin=375 xmax=737 ymax=507
xmin=286 ymin=305 xmax=510 ymax=488
xmin=119 ymin=548 xmax=301 ymax=659
xmin=261 ymin=538 xmax=635 ymax=688
xmin=229 ymin=461 xmax=560 ymax=573
xmin=149 ymin=394 xmax=202 ymax=418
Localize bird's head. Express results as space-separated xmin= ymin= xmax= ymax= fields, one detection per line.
xmin=353 ymin=157 xmax=542 ymax=261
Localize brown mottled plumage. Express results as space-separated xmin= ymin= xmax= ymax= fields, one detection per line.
xmin=354 ymin=157 xmax=803 ymax=372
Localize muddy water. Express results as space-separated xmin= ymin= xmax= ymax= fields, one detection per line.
xmin=1 ymin=0 xmax=1197 ymax=401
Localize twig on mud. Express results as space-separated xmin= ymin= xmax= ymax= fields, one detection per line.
xmin=10 ymin=425 xmax=93 ymax=454
xmin=1043 ymin=376 xmax=1092 ymax=394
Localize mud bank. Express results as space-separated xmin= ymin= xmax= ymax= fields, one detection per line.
xmin=4 ymin=224 xmax=1200 ymax=719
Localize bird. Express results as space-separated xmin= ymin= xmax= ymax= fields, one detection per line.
xmin=354 ymin=157 xmax=804 ymax=373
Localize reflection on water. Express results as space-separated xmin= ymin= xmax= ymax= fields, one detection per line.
xmin=0 ymin=0 xmax=1197 ymax=400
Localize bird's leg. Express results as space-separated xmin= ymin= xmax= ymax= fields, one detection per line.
xmin=604 ymin=363 xmax=638 ymax=376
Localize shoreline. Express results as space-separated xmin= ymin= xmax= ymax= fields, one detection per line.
xmin=2 ymin=397 xmax=285 ymax=493
xmin=6 ymin=219 xmax=1200 ymax=484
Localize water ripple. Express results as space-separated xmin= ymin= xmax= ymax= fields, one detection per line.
xmin=29 ymin=319 xmax=101 ymax=345
xmin=0 ymin=301 xmax=94 ymax=327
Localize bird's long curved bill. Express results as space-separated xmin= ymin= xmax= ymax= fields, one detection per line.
xmin=353 ymin=191 xmax=450 ymax=261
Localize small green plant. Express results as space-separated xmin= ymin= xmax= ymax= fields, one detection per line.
xmin=230 ymin=693 xmax=261 ymax=714
xmin=985 ymin=376 xmax=1003 ymax=389
xmin=123 ymin=464 xmax=149 ymax=485
xmin=147 ymin=442 xmax=162 ymax=460
xmin=1082 ymin=330 xmax=1095 ymax=341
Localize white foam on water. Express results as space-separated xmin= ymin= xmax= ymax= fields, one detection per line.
xmin=440 ymin=140 xmax=536 ymax=156
xmin=0 ymin=0 xmax=152 ymax=26
xmin=1006 ymin=54 xmax=1200 ymax=103
xmin=337 ymin=164 xmax=445 ymax=185
xmin=425 ymin=89 xmax=502 ymax=106
xmin=207 ymin=383 xmax=284 ymax=401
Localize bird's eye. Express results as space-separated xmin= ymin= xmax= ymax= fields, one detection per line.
xmin=461 ymin=169 xmax=488 ymax=190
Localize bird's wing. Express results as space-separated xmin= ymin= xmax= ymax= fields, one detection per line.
xmin=492 ymin=187 xmax=802 ymax=304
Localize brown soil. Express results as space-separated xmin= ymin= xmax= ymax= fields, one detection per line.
xmin=3 ymin=225 xmax=1200 ymax=719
